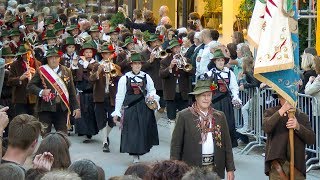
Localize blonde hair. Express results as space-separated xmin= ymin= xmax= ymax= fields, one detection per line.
xmin=301 ymin=53 xmax=315 ymax=71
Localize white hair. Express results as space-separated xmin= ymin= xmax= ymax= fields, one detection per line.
xmin=160 ymin=16 xmax=171 ymax=26
xmin=178 ymin=27 xmax=187 ymax=35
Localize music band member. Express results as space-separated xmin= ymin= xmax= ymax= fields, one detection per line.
xmin=112 ymin=53 xmax=159 ymax=163
xmin=27 ymin=48 xmax=81 ymax=135
xmin=89 ymin=43 xmax=121 ymax=152
xmin=141 ymin=33 xmax=166 ymax=113
xmin=8 ymin=45 xmax=40 ymax=116
xmin=159 ymin=38 xmax=194 ymax=133
xmin=116 ymin=36 xmax=136 ymax=74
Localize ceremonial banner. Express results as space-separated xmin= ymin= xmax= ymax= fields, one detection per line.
xmin=248 ymin=0 xmax=300 ymax=106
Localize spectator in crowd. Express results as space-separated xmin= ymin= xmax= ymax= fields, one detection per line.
xmin=25 ymin=168 xmax=48 ymax=180
xmin=237 ymin=56 xmax=260 ymax=134
xmin=68 ymin=159 xmax=99 ymax=180
xmin=158 ymin=5 xmax=170 ymax=25
xmin=0 ymin=163 xmax=25 ymax=180
xmin=159 ymin=16 xmax=171 ymax=27
xmin=0 ymin=106 xmax=9 ymax=157
xmin=182 ymin=167 xmax=221 ymax=180
xmin=231 ymin=31 xmax=244 ymax=45
xmin=1 ymin=114 xmax=43 ymax=169
xmin=145 ymin=160 xmax=190 ymax=180
xmin=305 ymin=56 xmax=320 ymax=118
xmin=125 ymin=10 xmax=157 ymax=33
xmin=171 ymin=78 xmax=235 ymax=179
xmin=133 ymin=9 xmax=143 ymax=23
xmin=263 ymin=92 xmax=315 ymax=179
xmin=197 ymin=29 xmax=215 ymax=76
xmin=40 ymin=170 xmax=81 ymax=180
xmin=188 ymin=12 xmax=203 ymax=31
xmin=229 ymin=43 xmax=252 ymax=81
xmin=90 ymin=14 xmax=99 ymax=26
xmin=226 ymin=43 xmax=237 ymax=69
xmin=97 ymin=166 xmax=105 ymax=180
xmin=192 ymin=31 xmax=205 ymax=80
xmin=300 ymin=47 xmax=317 ymax=93
xmin=124 ymin=163 xmax=151 ymax=179
xmin=34 ymin=132 xmax=71 ymax=170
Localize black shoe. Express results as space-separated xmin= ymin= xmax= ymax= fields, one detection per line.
xmin=102 ymin=143 xmax=110 ymax=153
xmin=83 ymin=139 xmax=92 ymax=143
xmin=86 ymin=135 xmax=92 ymax=139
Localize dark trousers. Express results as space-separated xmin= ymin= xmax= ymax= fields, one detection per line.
xmin=38 ymin=104 xmax=68 ymax=136
xmin=156 ymin=90 xmax=166 ymax=108
xmin=166 ymin=93 xmax=188 ymax=120
xmin=14 ymin=103 xmax=35 ymax=116
xmin=95 ymin=94 xmax=116 ymax=130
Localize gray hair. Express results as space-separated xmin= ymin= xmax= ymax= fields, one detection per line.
xmin=68 ymin=159 xmax=98 ymax=180
xmin=181 ymin=167 xmax=221 ymax=180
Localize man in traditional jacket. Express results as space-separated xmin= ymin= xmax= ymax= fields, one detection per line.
xmin=170 ymin=77 xmax=235 ymax=180
xmin=27 ymin=48 xmax=81 ymax=135
xmin=263 ymin=93 xmax=315 ymax=179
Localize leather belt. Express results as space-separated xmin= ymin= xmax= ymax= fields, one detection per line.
xmin=271 ymin=160 xmax=288 ymax=180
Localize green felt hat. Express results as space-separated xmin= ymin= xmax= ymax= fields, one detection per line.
xmin=45 ymin=48 xmax=60 ymax=58
xmin=43 ymin=30 xmax=56 ymax=40
xmin=89 ymin=25 xmax=100 ymax=32
xmin=129 ymin=52 xmax=144 ymax=63
xmin=189 ymin=79 xmax=215 ymax=95
xmin=1 ymin=47 xmax=15 ymax=57
xmin=1 ymin=29 xmax=10 ymax=37
xmin=45 ymin=17 xmax=56 ymax=26
xmin=9 ymin=28 xmax=21 ymax=37
xmin=167 ymin=38 xmax=181 ymax=50
xmin=54 ymin=22 xmax=65 ymax=34
xmin=212 ymin=49 xmax=226 ymax=60
xmin=15 ymin=45 xmax=28 ymax=56
xmin=24 ymin=17 xmax=36 ymax=25
xmin=107 ymin=26 xmax=120 ymax=35
xmin=148 ymin=33 xmax=161 ymax=42
xmin=100 ymin=43 xmax=115 ymax=53
xmin=80 ymin=42 xmax=97 ymax=56
xmin=122 ymin=37 xmax=134 ymax=48
xmin=66 ymin=24 xmax=79 ymax=32
xmin=62 ymin=36 xmax=79 ymax=52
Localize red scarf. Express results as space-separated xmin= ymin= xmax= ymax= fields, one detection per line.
xmin=189 ymin=102 xmax=215 ymax=144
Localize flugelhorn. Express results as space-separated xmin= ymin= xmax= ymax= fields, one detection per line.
xmin=173 ymin=53 xmax=193 ymax=72
xmin=102 ymin=58 xmax=118 ymax=77
xmin=151 ymin=46 xmax=168 ymax=59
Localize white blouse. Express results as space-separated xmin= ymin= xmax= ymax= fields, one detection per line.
xmin=111 ymin=71 xmax=160 ymax=117
xmin=206 ymin=67 xmax=240 ymax=101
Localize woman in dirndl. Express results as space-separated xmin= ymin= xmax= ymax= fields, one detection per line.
xmin=112 ymin=52 xmax=159 ymax=163
xmin=206 ymin=48 xmax=242 ymax=147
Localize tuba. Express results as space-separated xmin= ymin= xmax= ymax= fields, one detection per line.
xmin=151 ymin=46 xmax=168 ymax=59
xmin=173 ymin=53 xmax=193 ymax=72
xmin=102 ymin=58 xmax=118 ymax=77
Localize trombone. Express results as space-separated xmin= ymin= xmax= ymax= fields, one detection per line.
xmin=173 ymin=53 xmax=193 ymax=72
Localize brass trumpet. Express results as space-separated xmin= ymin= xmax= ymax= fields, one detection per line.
xmin=102 ymin=59 xmax=118 ymax=77
xmin=173 ymin=53 xmax=193 ymax=72
xmin=151 ymin=46 xmax=168 ymax=59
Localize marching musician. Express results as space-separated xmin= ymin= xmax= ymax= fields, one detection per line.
xmin=61 ymin=36 xmax=80 ymax=69
xmin=53 ymin=22 xmax=66 ymax=47
xmin=8 ymin=45 xmax=41 ymax=116
xmin=112 ymin=52 xmax=159 ymax=163
xmin=116 ymin=36 xmax=136 ymax=74
xmin=0 ymin=47 xmax=16 ymax=137
xmin=27 ymin=48 xmax=81 ymax=135
xmin=43 ymin=30 xmax=58 ymax=56
xmin=24 ymin=16 xmax=38 ymax=42
xmin=89 ymin=43 xmax=121 ymax=152
xmin=141 ymin=33 xmax=166 ymax=113
xmin=73 ymin=42 xmax=98 ymax=143
xmin=159 ymin=38 xmax=195 ymax=133
xmin=8 ymin=28 xmax=21 ymax=54
xmin=107 ymin=26 xmax=121 ymax=54
xmin=88 ymin=25 xmax=102 ymax=61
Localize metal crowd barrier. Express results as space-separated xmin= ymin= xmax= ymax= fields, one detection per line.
xmin=234 ymin=88 xmax=320 ymax=171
